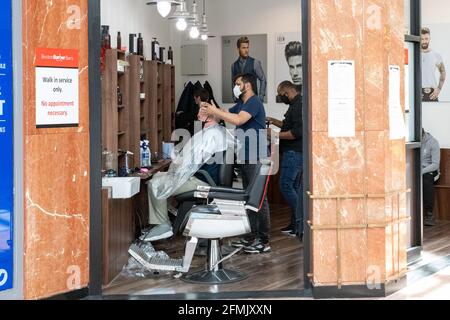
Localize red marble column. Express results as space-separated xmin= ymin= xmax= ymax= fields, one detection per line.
xmin=308 ymin=0 xmax=407 ymax=294
xmin=22 ymin=0 xmax=90 ymax=299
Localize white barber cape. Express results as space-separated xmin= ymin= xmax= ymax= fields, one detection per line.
xmin=150 ymin=124 xmax=235 ymax=200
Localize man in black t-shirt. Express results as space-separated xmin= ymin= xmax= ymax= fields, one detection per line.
xmin=267 ymin=81 xmax=303 ymax=239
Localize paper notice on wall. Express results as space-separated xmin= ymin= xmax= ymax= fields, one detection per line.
xmin=405 ymin=65 xmax=410 ymax=112
xmin=389 ymin=65 xmax=406 ymax=140
xmin=328 ymin=61 xmax=356 ymax=138
xmin=35 ymin=48 xmax=79 ymax=127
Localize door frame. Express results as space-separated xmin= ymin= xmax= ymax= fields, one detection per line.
xmin=86 ymin=0 xmax=312 ymax=299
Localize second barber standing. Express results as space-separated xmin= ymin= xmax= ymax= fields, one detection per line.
xmin=267 ymin=81 xmax=303 ymax=239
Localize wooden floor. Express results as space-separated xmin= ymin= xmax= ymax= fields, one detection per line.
xmin=410 ymin=220 xmax=450 ymax=271
xmin=103 ymin=205 xmax=304 ymax=295
xmin=103 ymin=206 xmax=450 ymax=297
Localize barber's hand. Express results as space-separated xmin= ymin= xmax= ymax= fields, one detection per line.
xmin=431 ymin=88 xmax=441 ymax=100
xmin=198 ymin=106 xmax=208 ymax=117
xmin=200 ymin=101 xmax=217 ymax=116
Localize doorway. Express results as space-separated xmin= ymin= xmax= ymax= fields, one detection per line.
xmin=89 ymin=0 xmax=310 ymax=298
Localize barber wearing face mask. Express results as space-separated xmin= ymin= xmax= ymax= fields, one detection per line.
xmin=200 ymin=73 xmax=271 ymax=254
xmin=267 ymin=81 xmax=303 ymax=240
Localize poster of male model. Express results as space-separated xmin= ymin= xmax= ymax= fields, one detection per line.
xmin=275 ymin=33 xmax=302 ymax=103
xmin=222 ymin=34 xmax=268 ymax=104
xmin=421 ymin=25 xmax=448 ymax=102
xmin=0 ymin=0 xmax=14 ymax=292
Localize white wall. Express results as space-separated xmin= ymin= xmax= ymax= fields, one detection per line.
xmin=422 ymin=0 xmax=450 ymax=148
xmin=101 ymin=0 xmax=172 ymax=59
xmin=101 ymin=0 xmax=302 ymax=121
xmin=171 ymin=0 xmax=302 ymax=121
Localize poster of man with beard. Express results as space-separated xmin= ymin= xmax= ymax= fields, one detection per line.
xmin=421 ymin=27 xmax=447 ymax=102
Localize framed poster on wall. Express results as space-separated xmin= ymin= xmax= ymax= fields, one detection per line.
xmin=0 ymin=0 xmax=14 ymax=292
xmin=275 ymin=33 xmax=302 ymax=103
xmin=222 ymin=34 xmax=268 ymax=104
xmin=421 ymin=24 xmax=449 ymax=102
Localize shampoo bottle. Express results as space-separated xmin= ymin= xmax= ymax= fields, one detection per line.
xmin=137 ymin=33 xmax=144 ymax=56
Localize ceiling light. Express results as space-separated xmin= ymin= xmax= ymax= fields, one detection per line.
xmin=187 ymin=0 xmax=200 ymax=27
xmin=201 ymin=34 xmax=208 ymax=41
xmin=176 ymin=18 xmax=187 ymax=31
xmin=146 ymin=0 xmax=181 ymax=18
xmin=190 ymin=26 xmax=200 ymax=39
xmin=157 ymin=1 xmax=172 ymax=17
xmin=168 ymin=0 xmax=193 ymax=20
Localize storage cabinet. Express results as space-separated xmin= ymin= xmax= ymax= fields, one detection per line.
xmin=434 ymin=149 xmax=450 ymax=221
xmin=102 ymin=49 xmax=176 ymax=169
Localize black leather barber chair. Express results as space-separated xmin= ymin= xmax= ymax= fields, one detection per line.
xmin=129 ymin=159 xmax=272 ymax=284
xmin=172 ymin=148 xmax=235 ymax=235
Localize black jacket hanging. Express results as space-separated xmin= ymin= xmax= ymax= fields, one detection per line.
xmin=203 ymin=81 xmax=220 ymax=108
xmin=175 ymin=81 xmax=204 ymax=135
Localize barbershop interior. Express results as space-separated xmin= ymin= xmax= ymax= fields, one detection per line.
xmin=2 ymin=0 xmax=450 ymax=300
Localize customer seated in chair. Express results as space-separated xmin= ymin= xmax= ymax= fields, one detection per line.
xmin=143 ymin=100 xmax=231 ymax=242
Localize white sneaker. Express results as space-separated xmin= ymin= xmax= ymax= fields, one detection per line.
xmin=140 ymin=224 xmax=173 ymax=242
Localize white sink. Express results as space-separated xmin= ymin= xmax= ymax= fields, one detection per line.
xmin=102 ymin=177 xmax=141 ymax=199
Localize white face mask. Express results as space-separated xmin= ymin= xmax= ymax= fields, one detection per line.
xmin=233 ymin=84 xmax=245 ymax=100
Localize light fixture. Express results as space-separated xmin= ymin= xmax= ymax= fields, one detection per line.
xmin=190 ymin=26 xmax=200 ymax=39
xmin=176 ymin=18 xmax=187 ymax=31
xmin=157 ymin=1 xmax=172 ymax=17
xmin=199 ymin=0 xmax=214 ymax=40
xmin=169 ymin=0 xmax=192 ymax=31
xmin=188 ymin=0 xmax=201 ymax=39
xmin=146 ymin=0 xmax=181 ymax=18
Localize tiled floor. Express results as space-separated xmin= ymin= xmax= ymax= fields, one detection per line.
xmin=386 ymin=266 xmax=450 ymax=300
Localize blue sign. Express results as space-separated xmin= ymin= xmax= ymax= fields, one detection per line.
xmin=0 ymin=0 xmax=14 ymax=292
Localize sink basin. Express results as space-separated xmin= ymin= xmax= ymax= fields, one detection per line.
xmin=102 ymin=177 xmax=141 ymax=199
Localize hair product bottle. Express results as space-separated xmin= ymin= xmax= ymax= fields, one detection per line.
xmin=151 ymin=38 xmax=159 ymax=61
xmin=101 ymin=25 xmax=111 ymax=49
xmin=159 ymin=47 xmax=165 ymax=63
xmin=117 ymin=31 xmax=122 ymax=50
xmin=168 ymin=46 xmax=173 ymax=65
xmin=129 ymin=33 xmax=136 ymax=54
xmin=137 ymin=33 xmax=144 ymax=56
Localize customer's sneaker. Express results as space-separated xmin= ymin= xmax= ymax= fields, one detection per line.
xmin=231 ymin=238 xmax=253 ymax=248
xmin=139 ymin=224 xmax=173 ymax=242
xmin=281 ymin=225 xmax=294 ymax=234
xmin=244 ymin=242 xmax=271 ymax=254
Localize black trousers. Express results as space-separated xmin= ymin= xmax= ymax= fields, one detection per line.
xmin=423 ymin=171 xmax=438 ymax=217
xmin=239 ymin=163 xmax=271 ymax=244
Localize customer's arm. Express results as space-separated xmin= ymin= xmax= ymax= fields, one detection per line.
xmin=423 ymin=139 xmax=441 ymax=174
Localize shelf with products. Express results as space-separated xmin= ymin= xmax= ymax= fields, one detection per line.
xmin=128 ymin=54 xmax=144 ymax=167
xmin=102 ymin=49 xmax=176 ymax=173
xmin=102 ymin=49 xmax=130 ymax=173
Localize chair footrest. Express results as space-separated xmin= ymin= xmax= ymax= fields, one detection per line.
xmin=128 ymin=244 xmax=187 ymax=273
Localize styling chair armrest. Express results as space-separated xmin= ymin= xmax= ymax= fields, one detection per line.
xmin=195 ymin=170 xmax=217 ymax=187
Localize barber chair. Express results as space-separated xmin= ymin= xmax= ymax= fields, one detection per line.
xmin=129 ymin=160 xmax=272 ymax=284
xmin=172 ymin=148 xmax=235 ymax=235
